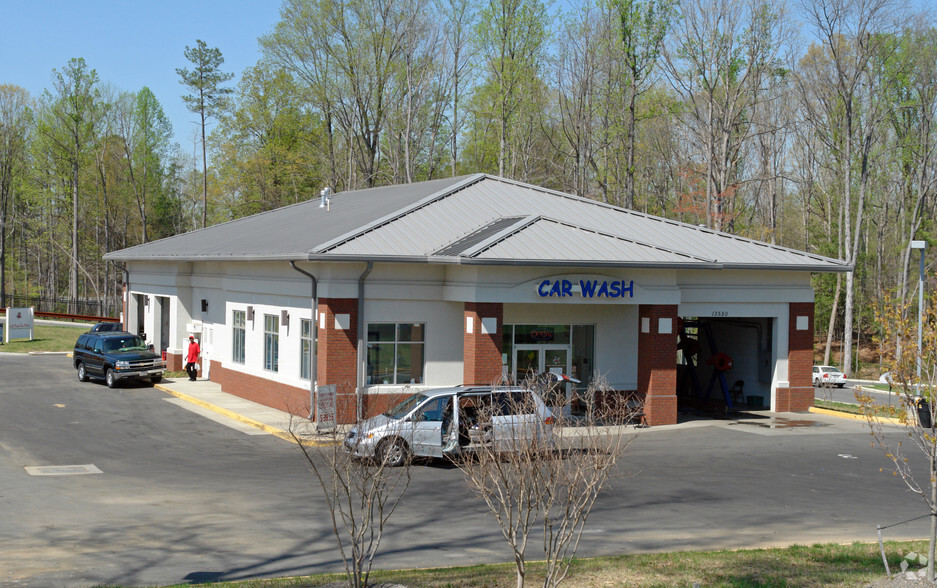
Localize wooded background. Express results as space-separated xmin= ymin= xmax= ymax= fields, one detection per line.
xmin=0 ymin=0 xmax=933 ymax=376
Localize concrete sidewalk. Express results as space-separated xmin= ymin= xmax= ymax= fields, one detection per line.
xmin=153 ymin=377 xmax=341 ymax=445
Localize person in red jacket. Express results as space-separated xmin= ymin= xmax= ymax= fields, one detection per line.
xmin=185 ymin=335 xmax=201 ymax=381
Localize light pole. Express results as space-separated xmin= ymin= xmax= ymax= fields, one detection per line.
xmin=911 ymin=240 xmax=926 ymax=383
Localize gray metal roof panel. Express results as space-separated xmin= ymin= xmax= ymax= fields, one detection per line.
xmin=106 ymin=174 xmax=850 ymax=272
xmin=105 ymin=175 xmax=479 ymax=261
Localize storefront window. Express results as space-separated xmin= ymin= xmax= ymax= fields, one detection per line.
xmin=571 ymin=325 xmax=595 ymax=388
xmin=504 ymin=324 xmax=593 ymax=390
xmin=232 ymin=310 xmax=245 ymax=364
xmin=367 ymin=323 xmax=424 ymax=384
xmin=502 ymin=325 xmax=514 ymax=382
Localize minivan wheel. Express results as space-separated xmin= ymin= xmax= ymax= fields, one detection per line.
xmin=379 ymin=438 xmax=408 ymax=467
xmin=105 ymin=369 xmax=118 ymax=389
xmin=77 ymin=363 xmax=88 ymax=382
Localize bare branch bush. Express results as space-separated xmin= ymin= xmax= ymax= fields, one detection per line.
xmin=289 ymin=385 xmax=413 ymax=588
xmin=858 ymin=296 xmax=937 ymax=581
xmin=453 ymin=375 xmax=641 ymax=588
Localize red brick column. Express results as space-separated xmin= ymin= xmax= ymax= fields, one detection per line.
xmin=463 ymin=302 xmax=503 ymax=385
xmin=777 ymin=302 xmax=815 ymax=412
xmin=638 ymin=304 xmax=678 ymax=426
xmin=318 ymin=298 xmax=359 ymax=422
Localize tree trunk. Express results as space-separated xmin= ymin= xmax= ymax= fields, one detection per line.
xmin=70 ymin=158 xmax=79 ymax=313
xmin=200 ymin=103 xmax=208 ymax=229
xmin=824 ymin=273 xmax=842 ymax=366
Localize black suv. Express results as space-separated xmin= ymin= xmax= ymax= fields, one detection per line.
xmin=74 ymin=331 xmax=165 ymax=388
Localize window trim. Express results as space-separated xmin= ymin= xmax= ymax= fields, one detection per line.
xmin=232 ymin=309 xmax=246 ymax=365
xmin=300 ymin=318 xmax=315 ymax=380
xmin=264 ymin=313 xmax=279 ymax=372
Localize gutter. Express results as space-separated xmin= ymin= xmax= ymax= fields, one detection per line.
xmin=289 ymin=261 xmax=318 ymax=420
xmin=356 ymin=262 xmax=374 ymax=422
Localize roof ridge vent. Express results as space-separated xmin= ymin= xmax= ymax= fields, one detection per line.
xmin=434 ymin=216 xmax=528 ymax=256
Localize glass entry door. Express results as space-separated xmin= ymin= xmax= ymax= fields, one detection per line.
xmin=514 ymin=345 xmax=571 ymax=411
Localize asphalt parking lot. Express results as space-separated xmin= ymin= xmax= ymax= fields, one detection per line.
xmin=1 ymin=353 xmax=931 ymax=587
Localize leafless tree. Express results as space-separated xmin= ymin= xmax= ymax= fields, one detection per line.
xmin=453 ymin=376 xmax=641 ymax=588
xmin=859 ymin=299 xmax=937 ymax=582
xmin=798 ymin=0 xmax=905 ymax=376
xmin=664 ymin=0 xmax=793 ymax=231
xmin=290 ymin=397 xmax=413 ymax=588
xmin=0 ymin=84 xmax=32 ymax=309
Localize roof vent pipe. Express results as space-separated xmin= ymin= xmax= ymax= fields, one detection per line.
xmin=319 ymin=187 xmax=331 ymax=209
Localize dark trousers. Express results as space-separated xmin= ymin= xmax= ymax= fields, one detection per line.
xmin=185 ymin=362 xmax=198 ymax=381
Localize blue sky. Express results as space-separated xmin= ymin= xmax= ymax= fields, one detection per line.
xmin=0 ymin=0 xmax=283 ymax=148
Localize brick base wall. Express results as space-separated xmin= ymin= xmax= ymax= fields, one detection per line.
xmin=208 ymin=361 xmax=415 ymax=424
xmin=166 ymin=352 xmax=183 ymax=372
xmin=776 ymin=386 xmax=814 ymax=412
xmin=210 ymin=360 xmax=311 ymax=416
xmin=645 ymin=393 xmax=677 ymax=426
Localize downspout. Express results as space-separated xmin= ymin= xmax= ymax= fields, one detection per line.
xmin=356 ymin=261 xmax=374 ymax=422
xmin=290 ymin=261 xmax=318 ymax=419
xmin=117 ymin=263 xmax=129 ymax=331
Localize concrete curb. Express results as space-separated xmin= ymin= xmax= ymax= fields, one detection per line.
xmin=808 ymin=406 xmax=904 ymax=427
xmin=154 ymin=383 xmax=339 ymax=447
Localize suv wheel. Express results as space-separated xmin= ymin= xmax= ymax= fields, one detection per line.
xmin=151 ymin=376 xmax=162 ymax=384
xmin=379 ymin=438 xmax=409 ymax=467
xmin=105 ymin=369 xmax=118 ymax=389
xmin=77 ymin=363 xmax=88 ymax=382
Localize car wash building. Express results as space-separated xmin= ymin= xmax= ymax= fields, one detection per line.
xmin=105 ymin=174 xmax=850 ymax=426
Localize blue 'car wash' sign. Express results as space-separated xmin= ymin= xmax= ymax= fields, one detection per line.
xmin=537 ymin=279 xmax=634 ymax=299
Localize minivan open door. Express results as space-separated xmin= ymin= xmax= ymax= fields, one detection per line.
xmin=409 ymin=396 xmax=451 ymax=458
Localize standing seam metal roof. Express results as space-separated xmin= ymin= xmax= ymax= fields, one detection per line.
xmin=105 ymin=174 xmax=850 ymax=272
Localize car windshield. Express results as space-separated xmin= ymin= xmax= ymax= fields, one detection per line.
xmin=384 ymin=393 xmax=428 ymax=419
xmin=103 ymin=336 xmax=147 ymax=352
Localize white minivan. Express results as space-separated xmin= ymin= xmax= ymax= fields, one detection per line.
xmin=344 ymin=386 xmax=556 ymax=466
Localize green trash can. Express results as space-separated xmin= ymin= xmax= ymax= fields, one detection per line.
xmin=747 ymin=395 xmax=764 ymax=408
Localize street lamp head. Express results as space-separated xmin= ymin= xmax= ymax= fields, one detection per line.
xmin=911 ymin=240 xmax=926 ymax=250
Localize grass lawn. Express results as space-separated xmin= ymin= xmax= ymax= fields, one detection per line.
xmin=0 ymin=323 xmax=91 ymax=353
xmin=149 ymin=540 xmax=926 ymax=587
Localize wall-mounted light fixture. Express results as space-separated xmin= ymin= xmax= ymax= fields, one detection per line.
xmin=201 ymin=299 xmax=208 ymax=312
xmin=144 ymin=296 xmax=149 ymax=307
xmin=281 ymin=310 xmax=290 ymax=326
xmin=247 ymin=306 xmax=255 ymax=321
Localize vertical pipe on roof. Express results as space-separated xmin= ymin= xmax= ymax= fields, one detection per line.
xmin=290 ymin=261 xmax=318 ymax=420
xmin=356 ymin=261 xmax=374 ymax=422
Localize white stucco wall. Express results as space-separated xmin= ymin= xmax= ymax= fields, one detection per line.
xmin=124 ymin=259 xmax=816 ymax=411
